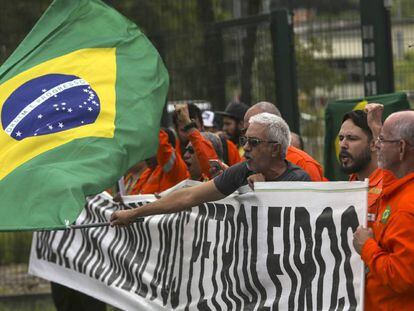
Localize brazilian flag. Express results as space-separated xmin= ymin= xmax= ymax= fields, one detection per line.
xmin=0 ymin=0 xmax=168 ymax=230
xmin=324 ymin=92 xmax=410 ymax=181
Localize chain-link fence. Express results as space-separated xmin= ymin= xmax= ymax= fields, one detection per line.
xmin=1 ymin=0 xmax=414 ymax=305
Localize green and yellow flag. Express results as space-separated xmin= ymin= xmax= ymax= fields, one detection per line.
xmin=0 ymin=0 xmax=168 ymax=230
xmin=324 ymin=92 xmax=410 ymax=181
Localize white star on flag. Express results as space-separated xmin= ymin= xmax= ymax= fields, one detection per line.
xmin=58 ymin=123 xmax=64 ymax=128
xmin=67 ymin=108 xmax=72 ymax=112
xmin=37 ymin=114 xmax=43 ymax=119
xmin=48 ymin=125 xmax=53 ymax=130
xmin=88 ymin=107 xmax=93 ymax=111
xmin=16 ymin=131 xmax=22 ymax=137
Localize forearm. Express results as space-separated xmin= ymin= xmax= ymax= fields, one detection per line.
xmin=111 ymin=180 xmax=226 ymax=226
xmin=188 ymin=129 xmax=218 ymax=177
xmin=361 ymin=215 xmax=414 ymax=293
xmin=130 ymin=188 xmax=194 ymax=218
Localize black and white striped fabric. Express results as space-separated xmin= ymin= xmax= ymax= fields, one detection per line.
xmin=29 ymin=181 xmax=367 ymax=311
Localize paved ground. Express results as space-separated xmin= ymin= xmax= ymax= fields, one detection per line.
xmin=0 ymin=264 xmax=50 ymax=297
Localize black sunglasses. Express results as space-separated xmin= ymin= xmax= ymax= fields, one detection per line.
xmin=239 ymin=136 xmax=279 ymax=148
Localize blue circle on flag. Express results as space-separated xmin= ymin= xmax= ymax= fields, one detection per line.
xmin=1 ymin=74 xmax=101 ymax=141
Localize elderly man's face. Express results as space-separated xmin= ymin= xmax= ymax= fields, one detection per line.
xmin=242 ymin=122 xmax=275 ymax=173
xmin=376 ymin=119 xmax=400 ymax=171
xmin=338 ymin=119 xmax=372 ymax=174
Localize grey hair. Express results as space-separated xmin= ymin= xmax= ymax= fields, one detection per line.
xmin=201 ymin=132 xmax=223 ymax=160
xmin=249 ymin=112 xmax=291 ymax=158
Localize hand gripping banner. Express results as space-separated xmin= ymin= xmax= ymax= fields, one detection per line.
xmin=29 ymin=180 xmax=368 ymax=310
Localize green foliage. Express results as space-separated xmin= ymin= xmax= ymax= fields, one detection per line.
xmin=0 ymin=1 xmax=51 ymax=64
xmin=296 ymin=36 xmax=343 ymax=97
xmin=395 ymin=50 xmax=414 ymax=90
xmin=391 ymin=0 xmax=414 ymax=18
xmin=0 ymin=296 xmax=55 ymax=311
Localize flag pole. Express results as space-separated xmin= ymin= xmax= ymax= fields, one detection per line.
xmin=69 ymin=176 xmax=134 ymax=229
xmin=69 ymin=218 xmax=144 ymax=229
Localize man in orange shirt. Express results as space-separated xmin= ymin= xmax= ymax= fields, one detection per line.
xmin=175 ymin=104 xmax=222 ymax=180
xmin=173 ymin=103 xmax=241 ymax=166
xmin=338 ymin=109 xmax=382 ymax=227
xmin=243 ymin=101 xmax=326 ymax=181
xmin=130 ymin=129 xmax=189 ymax=194
xmin=354 ymin=110 xmax=414 ymax=310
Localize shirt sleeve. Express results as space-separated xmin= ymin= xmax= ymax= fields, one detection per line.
xmin=361 ymin=210 xmax=414 ymax=293
xmin=188 ymin=129 xmax=218 ymax=179
xmin=297 ymin=159 xmax=324 ymax=181
xmin=213 ymin=162 xmax=251 ymax=196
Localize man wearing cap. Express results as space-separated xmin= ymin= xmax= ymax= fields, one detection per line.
xmin=215 ymin=101 xmax=249 ymax=156
xmin=202 ymin=110 xmax=217 ymax=133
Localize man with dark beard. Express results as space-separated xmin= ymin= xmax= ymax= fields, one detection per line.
xmin=215 ymin=101 xmax=249 ymax=157
xmin=338 ymin=109 xmax=382 ymax=227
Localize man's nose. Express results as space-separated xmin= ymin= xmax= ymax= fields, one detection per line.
xmin=339 ymin=138 xmax=348 ymax=149
xmin=243 ymin=141 xmax=251 ymax=152
xmin=374 ymin=137 xmax=381 ymax=150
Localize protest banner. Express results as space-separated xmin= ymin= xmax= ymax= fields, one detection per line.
xmin=30 ymin=180 xmax=367 ymax=310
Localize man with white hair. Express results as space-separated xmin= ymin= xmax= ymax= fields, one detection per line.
xmin=110 ymin=112 xmax=310 ymax=225
xmin=243 ymin=101 xmax=326 ymax=181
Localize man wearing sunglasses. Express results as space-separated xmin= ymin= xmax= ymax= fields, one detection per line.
xmin=243 ymin=101 xmax=326 ymax=181
xmin=111 ymin=112 xmax=310 ymax=226
xmin=353 ymin=110 xmax=414 ymax=310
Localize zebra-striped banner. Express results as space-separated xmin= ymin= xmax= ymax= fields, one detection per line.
xmin=29 ymin=180 xmax=367 ymax=310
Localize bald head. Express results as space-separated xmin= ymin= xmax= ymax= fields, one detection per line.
xmin=385 ymin=111 xmax=414 ymax=146
xmin=243 ymin=101 xmax=281 ymax=129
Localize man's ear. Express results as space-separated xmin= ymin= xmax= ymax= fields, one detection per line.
xmin=400 ymin=140 xmax=407 ymax=161
xmin=271 ymin=143 xmax=281 ymax=157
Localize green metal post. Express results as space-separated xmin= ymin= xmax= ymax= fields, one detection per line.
xmin=270 ymin=9 xmax=300 ymax=133
xmin=360 ymin=0 xmax=394 ymax=95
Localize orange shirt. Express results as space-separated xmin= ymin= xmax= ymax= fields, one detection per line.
xmin=350 ymin=168 xmax=382 ymax=228
xmin=361 ymin=170 xmax=414 ymax=310
xmin=286 ymin=146 xmax=326 ymax=181
xmin=131 ymin=130 xmax=189 ymax=194
xmin=187 ymin=129 xmax=219 ymax=179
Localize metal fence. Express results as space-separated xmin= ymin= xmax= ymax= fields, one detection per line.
xmin=1 ymin=0 xmax=414 ymax=303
